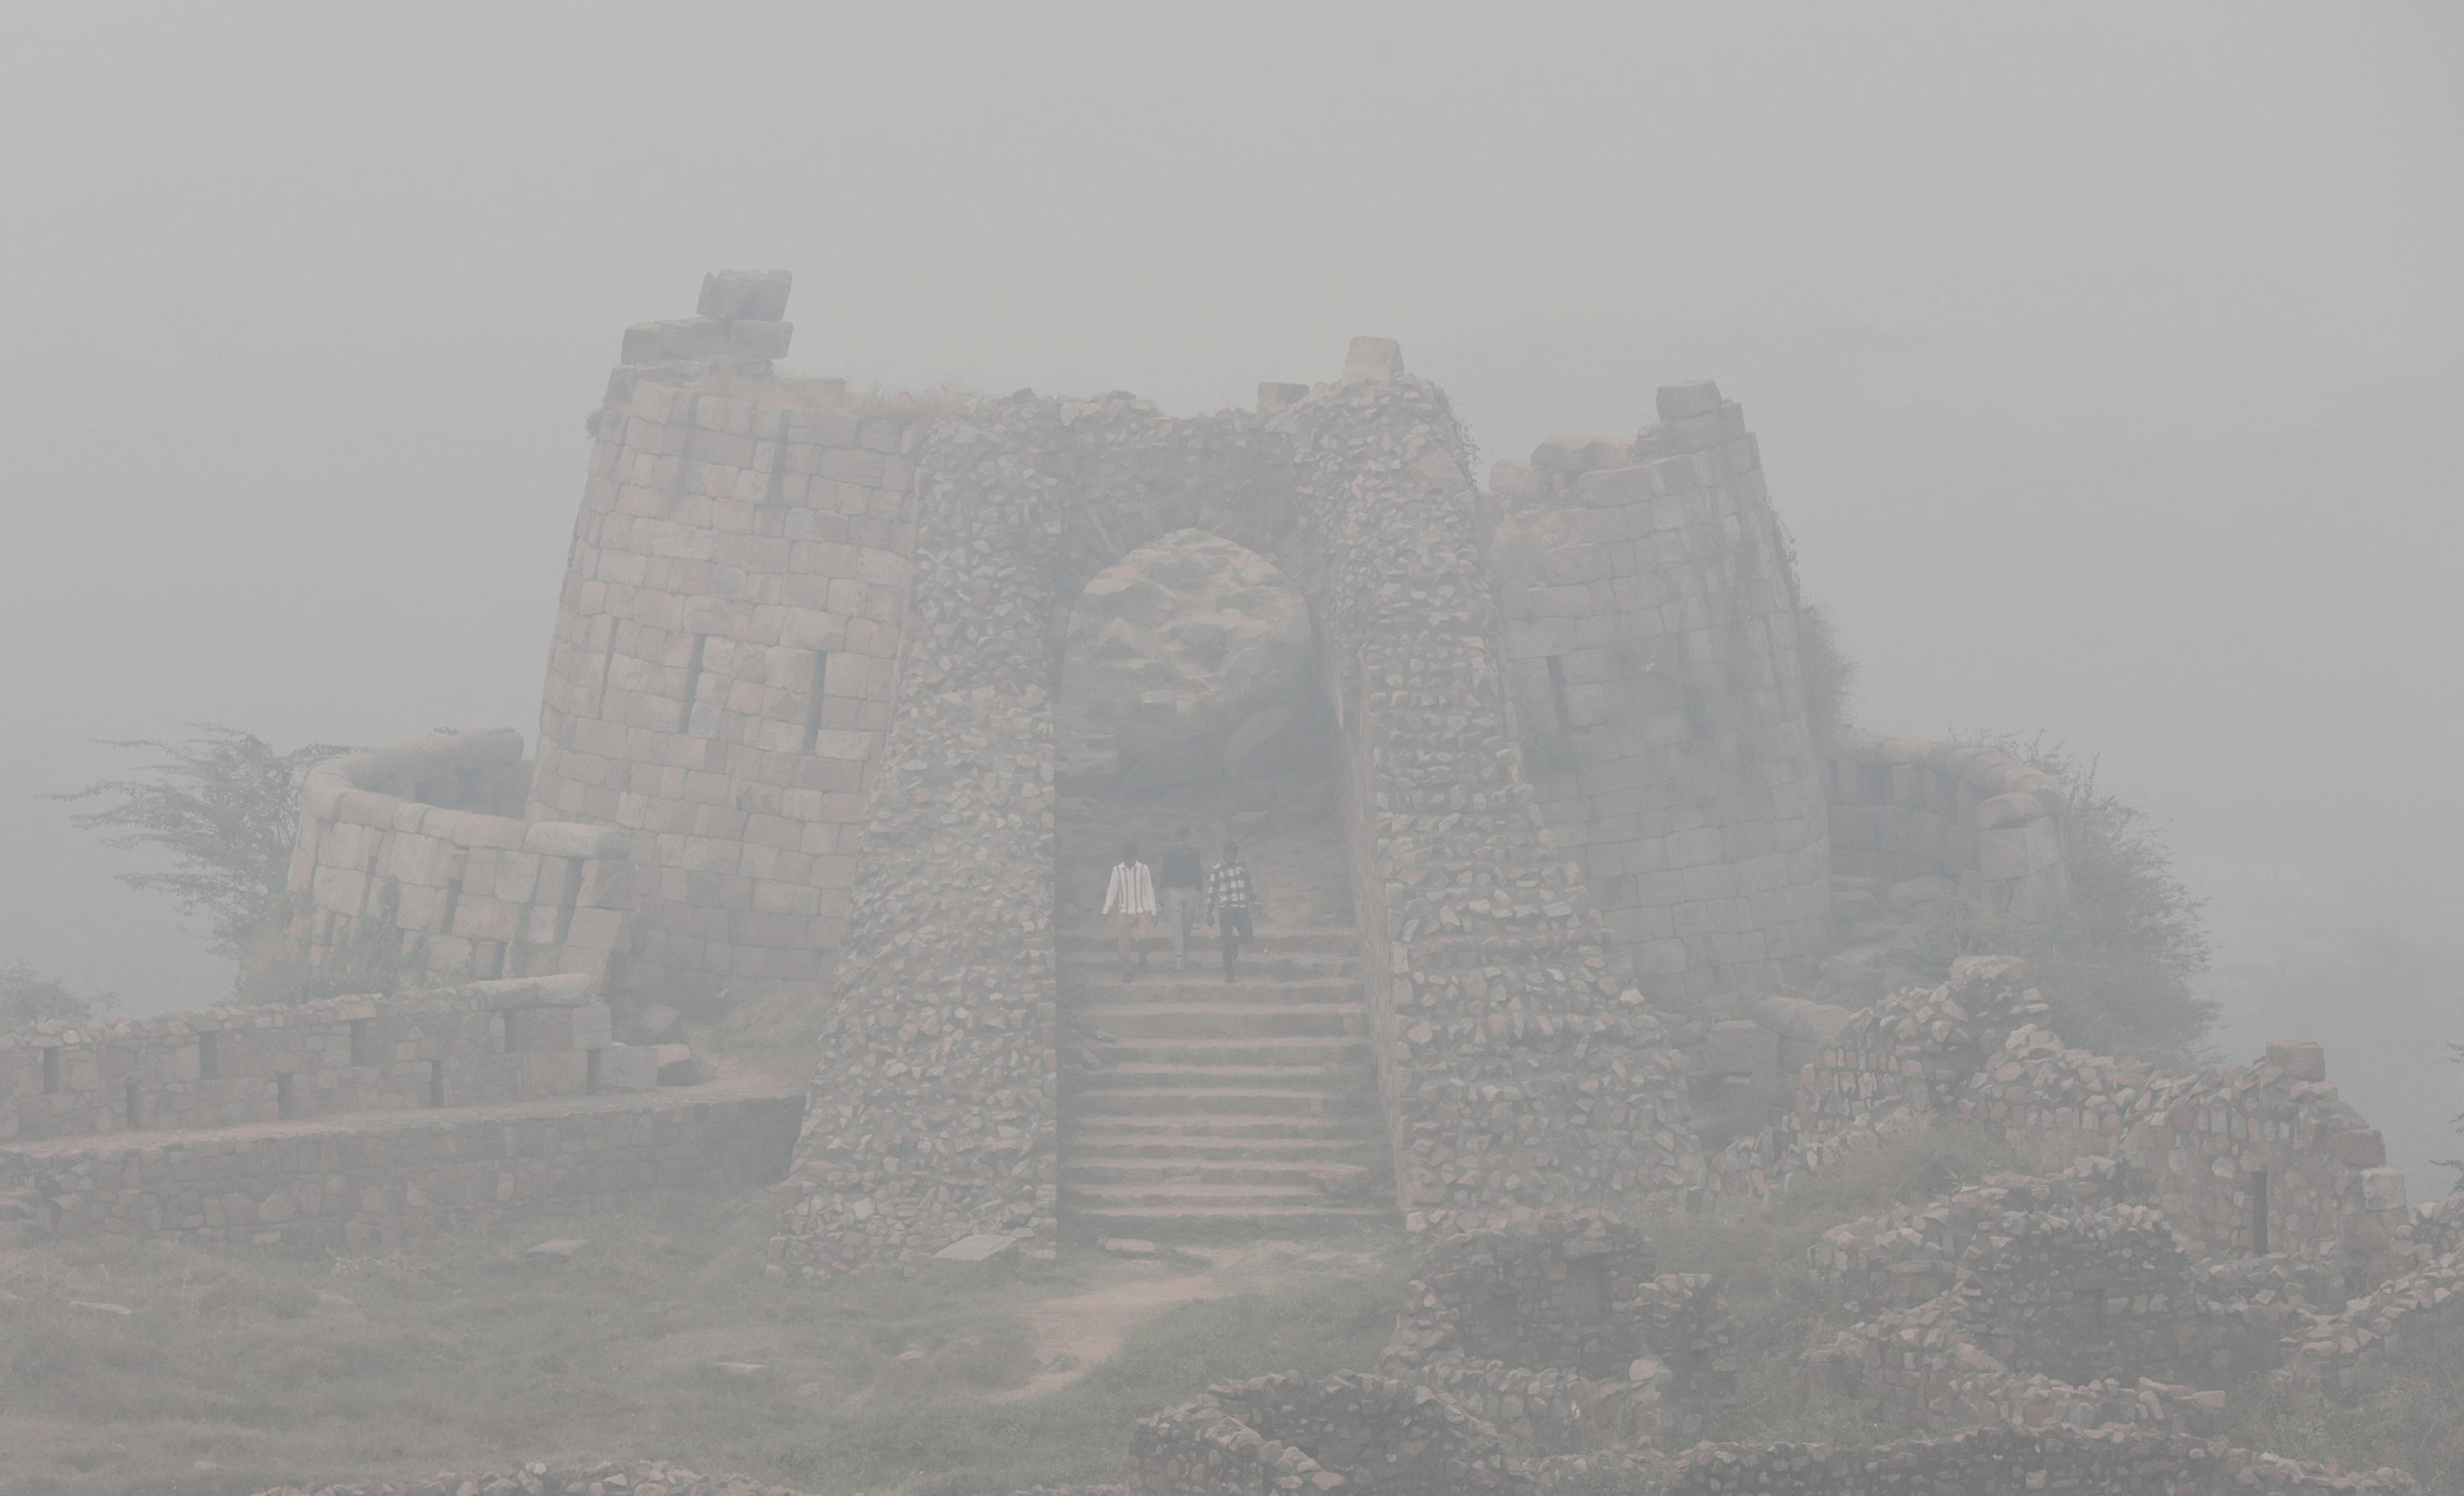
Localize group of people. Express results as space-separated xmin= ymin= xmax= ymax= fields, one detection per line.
xmin=1102 ymin=827 xmax=1254 ymax=983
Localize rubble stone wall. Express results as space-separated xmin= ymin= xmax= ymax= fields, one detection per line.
xmin=287 ymin=732 xmax=634 ymax=986
xmin=1485 ymin=382 xmax=1831 ymax=1003
xmin=1592 ymin=1425 xmax=2416 ymax=1496
xmin=526 ymin=283 xmax=921 ymax=1015
xmin=1293 ymin=364 xmax=1699 ymax=1238
xmin=0 ymin=975 xmax=612 ymax=1143
xmin=1825 ymin=735 xmax=2070 ymax=917
xmin=0 ymin=1089 xmax=801 ymax=1249
xmin=1134 ymin=1372 xmax=1514 ymax=1496
xmin=255 ymin=1460 xmax=814 ymax=1496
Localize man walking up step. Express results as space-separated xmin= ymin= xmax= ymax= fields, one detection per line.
xmin=1158 ymin=826 xmax=1204 ymax=971
xmin=1206 ymin=839 xmax=1254 ymax=987
xmin=1104 ymin=842 xmax=1157 ymax=981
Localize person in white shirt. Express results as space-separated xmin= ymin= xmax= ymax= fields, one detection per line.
xmin=1103 ymin=841 xmax=1158 ymax=980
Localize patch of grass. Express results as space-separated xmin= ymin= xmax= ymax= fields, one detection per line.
xmin=2224 ymin=1338 xmax=2464 ymax=1491
xmin=0 ymin=1199 xmax=1404 ymax=1496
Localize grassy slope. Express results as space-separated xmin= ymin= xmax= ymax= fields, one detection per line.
xmin=0 ymin=1197 xmax=1403 ymax=1496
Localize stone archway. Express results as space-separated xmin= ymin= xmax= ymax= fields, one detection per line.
xmin=775 ymin=366 xmax=1699 ymax=1277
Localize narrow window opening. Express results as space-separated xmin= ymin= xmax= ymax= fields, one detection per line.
xmin=427 ymin=1061 xmax=446 ymax=1108
xmin=124 ymin=1082 xmax=141 ymax=1130
xmin=594 ymin=616 xmax=622 ymax=714
xmin=585 ymin=1047 xmax=603 ymax=1096
xmin=359 ymin=853 xmax=381 ymax=916
xmin=275 ymin=1072 xmax=295 ymax=1121
xmin=1546 ymin=655 xmax=1573 ymax=734
xmin=677 ymin=632 xmax=709 ymax=733
xmin=2250 ymin=1170 xmax=2271 ymax=1255
xmin=480 ymin=940 xmax=506 ymax=980
xmin=552 ymin=856 xmax=584 ymax=947
xmin=801 ymin=649 xmax=831 ymax=753
xmin=494 ymin=1012 xmax=512 ymax=1052
xmin=41 ymin=1047 xmax=62 ymax=1095
xmin=349 ymin=1018 xmax=370 ymax=1068
xmin=439 ymin=875 xmax=464 ymax=935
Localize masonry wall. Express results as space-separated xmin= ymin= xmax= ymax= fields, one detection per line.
xmin=1826 ymin=735 xmax=2070 ymax=917
xmin=0 ymin=975 xmax=611 ymax=1143
xmin=287 ymin=731 xmax=634 ymax=985
xmin=526 ymin=285 xmax=920 ymax=1015
xmin=1484 ymin=382 xmax=1832 ymax=1004
xmin=0 ymin=1090 xmax=801 ymax=1249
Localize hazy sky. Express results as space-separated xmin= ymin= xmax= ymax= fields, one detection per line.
xmin=4 ymin=4 xmax=2458 ymax=1157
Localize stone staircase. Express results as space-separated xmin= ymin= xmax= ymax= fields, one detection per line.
xmin=1059 ymin=925 xmax=1396 ymax=1241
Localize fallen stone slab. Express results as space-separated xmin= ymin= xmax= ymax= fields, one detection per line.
xmin=69 ymin=1301 xmax=133 ymax=1316
xmin=525 ymin=1238 xmax=591 ymax=1260
xmin=1100 ymin=1237 xmax=1161 ymax=1257
xmin=929 ymin=1234 xmax=1018 ymax=1272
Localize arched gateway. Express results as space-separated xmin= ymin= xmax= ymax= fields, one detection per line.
xmin=769 ymin=335 xmax=1700 ymax=1274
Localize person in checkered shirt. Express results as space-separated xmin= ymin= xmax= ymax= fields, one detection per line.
xmin=1205 ymin=840 xmax=1253 ymax=986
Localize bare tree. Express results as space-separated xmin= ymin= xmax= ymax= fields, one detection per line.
xmin=52 ymin=725 xmax=350 ymax=962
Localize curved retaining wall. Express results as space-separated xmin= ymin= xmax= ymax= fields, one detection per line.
xmin=287 ymin=731 xmax=635 ymax=986
xmin=1825 ymin=735 xmax=2070 ymax=917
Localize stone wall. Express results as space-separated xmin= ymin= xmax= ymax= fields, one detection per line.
xmin=256 ymin=1457 xmax=810 ymax=1495
xmin=287 ymin=731 xmax=635 ymax=986
xmin=1384 ymin=1214 xmax=1732 ymax=1454
xmin=1485 ymin=382 xmax=1831 ymax=1003
xmin=526 ymin=279 xmax=921 ymax=1015
xmin=1708 ymin=957 xmax=2407 ymax=1283
xmin=1133 ymin=1372 xmax=1514 ymax=1496
xmin=1825 ymin=735 xmax=2070 ymax=917
xmin=0 ymin=1088 xmax=800 ymax=1249
xmin=0 ymin=975 xmax=614 ymax=1143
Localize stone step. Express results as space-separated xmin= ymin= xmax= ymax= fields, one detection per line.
xmin=1068 ymin=1086 xmax=1360 ymax=1118
xmin=1059 ymin=927 xmax=1359 ymax=955
xmin=1065 ymin=1112 xmax=1378 ymax=1140
xmin=1063 ymin=1158 xmax=1373 ymax=1188
xmin=1065 ymin=1180 xmax=1371 ymax=1210
xmin=1065 ymin=952 xmax=1360 ymax=982
xmin=1065 ymin=1204 xmax=1397 ymax=1242
xmin=1065 ymin=1131 xmax=1378 ymax=1159
xmin=1088 ymin=1037 xmax=1371 ymax=1069
xmin=1067 ymin=975 xmax=1365 ymax=1004
xmin=1079 ymin=1003 xmax=1368 ymax=1040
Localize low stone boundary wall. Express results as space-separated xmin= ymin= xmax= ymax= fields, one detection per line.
xmin=256 ymin=1458 xmax=811 ymax=1495
xmin=0 ymin=975 xmax=618 ymax=1143
xmin=288 ymin=730 xmax=634 ymax=985
xmin=1825 ymin=735 xmax=2069 ymax=917
xmin=0 ymin=1088 xmax=802 ymax=1249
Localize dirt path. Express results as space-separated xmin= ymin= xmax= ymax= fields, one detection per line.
xmin=996 ymin=1240 xmax=1381 ymax=1401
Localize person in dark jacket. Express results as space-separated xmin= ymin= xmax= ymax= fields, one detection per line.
xmin=1157 ymin=825 xmax=1205 ymax=970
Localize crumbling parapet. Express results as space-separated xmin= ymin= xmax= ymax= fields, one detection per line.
xmin=1825 ymin=735 xmax=2071 ymax=919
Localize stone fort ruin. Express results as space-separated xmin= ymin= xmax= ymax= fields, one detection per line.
xmin=271 ymin=270 xmax=2080 ymax=1273
xmin=6 ymin=272 xmax=2451 ymax=1492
